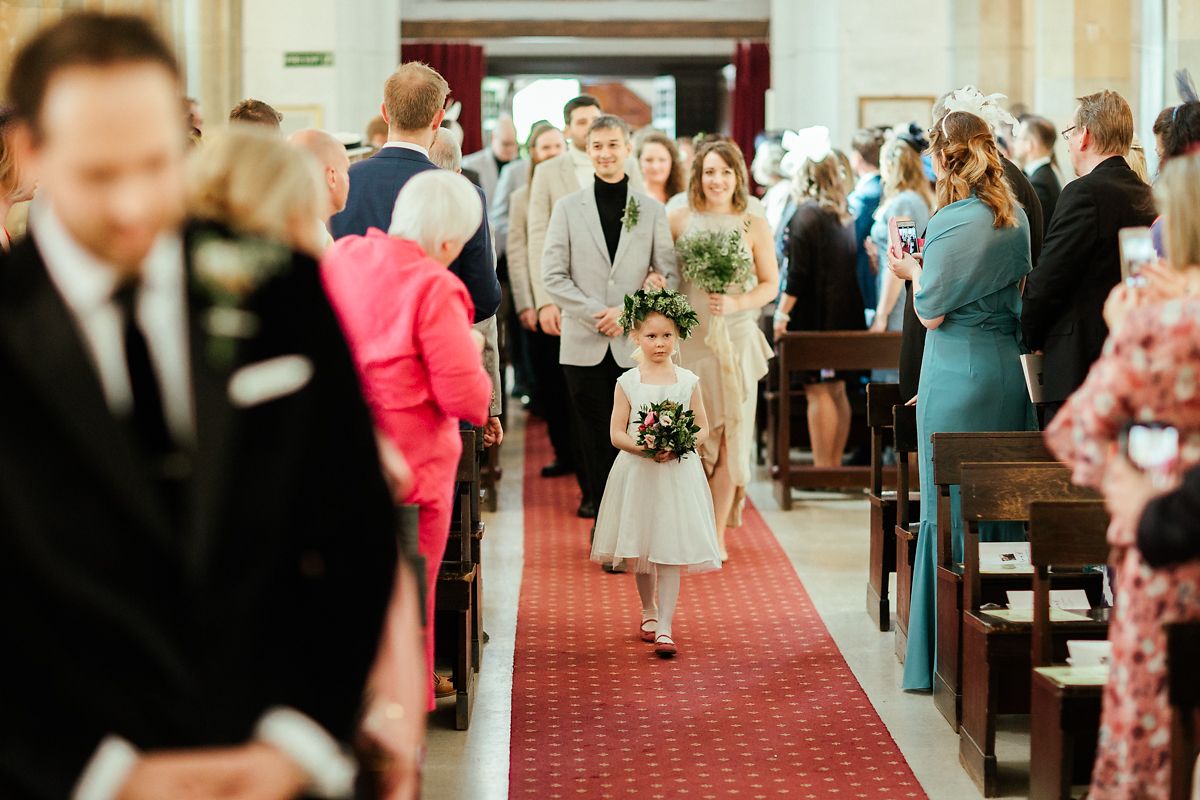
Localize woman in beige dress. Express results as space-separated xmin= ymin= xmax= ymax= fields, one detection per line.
xmin=668 ymin=139 xmax=779 ymax=560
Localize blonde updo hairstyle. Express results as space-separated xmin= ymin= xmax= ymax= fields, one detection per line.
xmin=791 ymin=151 xmax=852 ymax=224
xmin=187 ymin=126 xmax=326 ymax=255
xmin=1155 ymin=152 xmax=1200 ymax=270
xmin=880 ymin=137 xmax=935 ymax=211
xmin=928 ymin=111 xmax=1018 ymax=229
xmin=687 ymin=139 xmax=750 ymax=213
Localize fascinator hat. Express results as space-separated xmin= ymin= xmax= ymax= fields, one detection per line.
xmin=938 ymin=86 xmax=1017 ymax=137
xmin=780 ymin=125 xmax=833 ymax=179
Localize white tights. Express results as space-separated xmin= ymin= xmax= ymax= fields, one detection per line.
xmin=635 ymin=564 xmax=682 ymax=639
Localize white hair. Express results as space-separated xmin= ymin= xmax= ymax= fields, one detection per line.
xmin=389 ymin=169 xmax=481 ymax=254
xmin=429 ymin=127 xmax=463 ymax=172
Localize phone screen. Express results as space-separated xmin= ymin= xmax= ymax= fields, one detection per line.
xmin=1122 ymin=422 xmax=1180 ymax=488
xmin=1118 ymin=227 xmax=1156 ymax=288
xmin=895 ymin=217 xmax=918 ymax=255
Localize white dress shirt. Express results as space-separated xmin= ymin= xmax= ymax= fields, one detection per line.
xmin=382 ymin=140 xmax=431 ymax=158
xmin=32 ymin=204 xmax=356 ymax=800
xmin=1024 ymin=154 xmax=1055 ymax=178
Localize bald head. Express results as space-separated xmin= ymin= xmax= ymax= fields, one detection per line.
xmin=491 ymin=115 xmax=518 ymax=162
xmin=288 ymin=128 xmax=350 ymax=218
xmin=429 ymin=126 xmax=463 ymax=172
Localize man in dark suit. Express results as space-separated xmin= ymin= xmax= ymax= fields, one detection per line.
xmin=0 ymin=14 xmax=400 ymax=798
xmin=329 ymin=62 xmax=500 ymax=325
xmin=1015 ymin=115 xmax=1063 ymax=231
xmin=847 ymin=128 xmax=885 ymax=311
xmin=1022 ymin=90 xmax=1157 ymax=422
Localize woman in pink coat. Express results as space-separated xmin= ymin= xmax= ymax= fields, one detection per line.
xmin=321 ymin=170 xmax=493 ymax=718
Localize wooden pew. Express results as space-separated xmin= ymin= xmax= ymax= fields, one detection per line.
xmin=1028 ymin=500 xmax=1110 ymax=800
xmin=767 ymin=331 xmax=902 ymax=509
xmin=435 ymin=430 xmax=482 ymax=730
xmin=931 ymin=431 xmax=1056 ymax=731
xmin=866 ymin=382 xmax=902 ymax=630
xmin=957 ymin=464 xmax=1105 ymax=796
xmin=1167 ymin=621 xmax=1200 ymax=800
xmin=893 ymin=401 xmax=920 ymax=662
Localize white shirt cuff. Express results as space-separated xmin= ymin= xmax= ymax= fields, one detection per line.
xmin=255 ymin=707 xmax=356 ymax=799
xmin=72 ymin=736 xmax=139 ymax=800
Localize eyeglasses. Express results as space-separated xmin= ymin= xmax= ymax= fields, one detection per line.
xmin=1061 ymin=125 xmax=1077 ymax=142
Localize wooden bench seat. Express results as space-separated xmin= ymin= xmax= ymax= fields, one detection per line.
xmin=867 ymin=382 xmax=901 ymax=630
xmin=957 ymin=464 xmax=1104 ymax=796
xmin=1027 ymin=500 xmax=1111 ymax=800
xmin=931 ymin=432 xmax=1057 ymax=731
xmin=892 ymin=401 xmax=920 ymax=662
xmin=767 ymin=331 xmax=902 ymax=509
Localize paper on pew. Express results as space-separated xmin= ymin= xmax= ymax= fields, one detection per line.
xmin=985 ymin=607 xmax=1092 ymax=623
xmin=979 ymin=541 xmax=1033 ymax=573
xmin=1006 ymin=589 xmax=1092 ymax=610
xmin=1034 ymin=665 xmax=1109 ymax=686
xmin=1021 ymin=353 xmax=1046 ymax=404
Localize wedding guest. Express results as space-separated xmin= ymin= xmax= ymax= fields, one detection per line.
xmin=752 ymin=138 xmax=791 ymax=236
xmin=676 ymin=135 xmax=696 ymax=175
xmin=889 ymin=110 xmax=1035 ymax=692
xmin=0 ymin=106 xmax=36 ymax=252
xmin=366 ymin=114 xmax=388 ymax=150
xmin=848 ymin=127 xmax=885 ymax=310
xmin=0 ymin=13 xmax=399 ymax=797
xmin=1044 ymin=150 xmax=1200 ymax=800
xmin=188 ymin=127 xmax=329 ymax=258
xmin=672 ymin=138 xmax=778 ymax=561
xmin=287 ymin=127 xmax=352 ymax=251
xmin=463 ymin=114 xmax=518 ymax=206
xmin=1149 ymin=102 xmax=1199 ymax=255
xmin=428 ymin=125 xmax=463 ymax=172
xmin=323 ymin=169 xmax=493 ymax=711
xmin=528 ymin=95 xmax=640 ymax=517
xmin=228 ymin=97 xmax=282 ymax=131
xmin=330 ymin=61 xmax=502 ymax=444
xmin=868 ymin=133 xmax=935 ymax=342
xmin=542 ymin=114 xmax=678 ymax=525
xmin=636 ymin=130 xmax=686 ymax=206
xmin=1015 ymin=114 xmax=1061 ymax=229
xmin=184 ymin=95 xmax=203 ymax=136
xmin=898 ymin=87 xmax=1045 ymax=406
xmin=507 ymin=123 xmax=583 ymax=486
xmin=1125 ymin=136 xmax=1151 ymax=184
xmin=1022 ymin=90 xmax=1157 ymax=423
xmin=772 ymin=128 xmax=862 ymax=470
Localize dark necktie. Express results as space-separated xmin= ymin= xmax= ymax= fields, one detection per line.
xmin=114 ymin=282 xmax=173 ymax=459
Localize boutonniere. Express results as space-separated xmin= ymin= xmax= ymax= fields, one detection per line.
xmin=191 ymin=231 xmax=290 ymax=368
xmin=621 ymin=196 xmax=641 ymax=232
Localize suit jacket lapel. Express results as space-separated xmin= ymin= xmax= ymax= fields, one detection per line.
xmin=0 ymin=242 xmax=174 ymax=544
xmin=611 ymin=192 xmax=635 ymax=271
xmin=578 ymin=190 xmax=612 ymax=267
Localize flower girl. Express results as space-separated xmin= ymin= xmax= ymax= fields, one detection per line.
xmin=590 ymin=289 xmax=722 ymax=657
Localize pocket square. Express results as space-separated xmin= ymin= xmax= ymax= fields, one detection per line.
xmin=228 ymin=355 xmax=314 ymax=408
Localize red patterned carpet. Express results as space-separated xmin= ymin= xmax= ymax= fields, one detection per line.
xmin=509 ymin=418 xmax=927 ymax=799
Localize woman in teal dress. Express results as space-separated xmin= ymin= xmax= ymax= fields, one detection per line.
xmin=887 ymin=111 xmax=1036 ymax=691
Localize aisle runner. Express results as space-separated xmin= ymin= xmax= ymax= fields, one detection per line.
xmin=510 ymin=418 xmax=926 ymax=799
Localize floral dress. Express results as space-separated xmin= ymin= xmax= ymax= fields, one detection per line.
xmin=1044 ymin=296 xmax=1200 ymax=799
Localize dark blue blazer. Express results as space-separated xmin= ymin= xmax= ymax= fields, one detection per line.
xmin=330 ymin=147 xmax=501 ymax=322
xmin=848 ymin=173 xmax=881 ymax=310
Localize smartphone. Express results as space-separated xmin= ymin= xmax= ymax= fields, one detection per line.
xmin=1118 ymin=227 xmax=1156 ymax=288
xmin=888 ymin=216 xmax=919 ymax=257
xmin=1121 ymin=422 xmax=1180 ymax=489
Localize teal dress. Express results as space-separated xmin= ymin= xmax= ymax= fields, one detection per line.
xmin=901 ymin=197 xmax=1036 ymax=691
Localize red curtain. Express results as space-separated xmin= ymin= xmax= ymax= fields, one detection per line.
xmin=400 ymin=42 xmax=486 ymax=155
xmin=731 ymin=41 xmax=770 ymax=193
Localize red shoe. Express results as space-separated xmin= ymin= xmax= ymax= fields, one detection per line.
xmin=639 ymin=619 xmax=657 ymax=643
xmin=654 ymin=635 xmax=677 ymax=658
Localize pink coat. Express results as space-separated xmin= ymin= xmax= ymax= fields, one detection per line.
xmin=321 ymin=229 xmax=492 ymax=502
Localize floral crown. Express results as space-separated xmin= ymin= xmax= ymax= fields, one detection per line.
xmin=619 ymin=288 xmax=699 ymax=340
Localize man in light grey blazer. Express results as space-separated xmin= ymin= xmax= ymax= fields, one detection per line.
xmin=543 ymin=114 xmax=678 ymax=518
xmin=461 ymin=114 xmax=518 ymax=207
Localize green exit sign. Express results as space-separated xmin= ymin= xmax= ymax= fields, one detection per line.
xmin=285 ymin=52 xmax=334 ymax=68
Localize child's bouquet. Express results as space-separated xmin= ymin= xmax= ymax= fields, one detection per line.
xmin=634 ymin=399 xmax=700 ymax=460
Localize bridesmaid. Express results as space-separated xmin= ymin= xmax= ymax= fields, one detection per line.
xmin=669 ymin=139 xmax=779 ymax=561
xmin=887 ymin=111 xmax=1035 ymax=692
xmin=636 ymin=130 xmax=686 ymax=206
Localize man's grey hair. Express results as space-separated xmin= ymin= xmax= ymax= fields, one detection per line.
xmin=587 ymin=114 xmax=631 ymax=142
xmin=389 ymin=169 xmax=481 ymax=254
xmin=429 ymin=126 xmax=463 ymax=171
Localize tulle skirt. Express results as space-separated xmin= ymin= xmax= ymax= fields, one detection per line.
xmin=590 ymin=449 xmax=722 ymax=574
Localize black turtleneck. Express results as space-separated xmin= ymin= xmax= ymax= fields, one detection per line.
xmin=594 ymin=174 xmax=629 ymax=263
